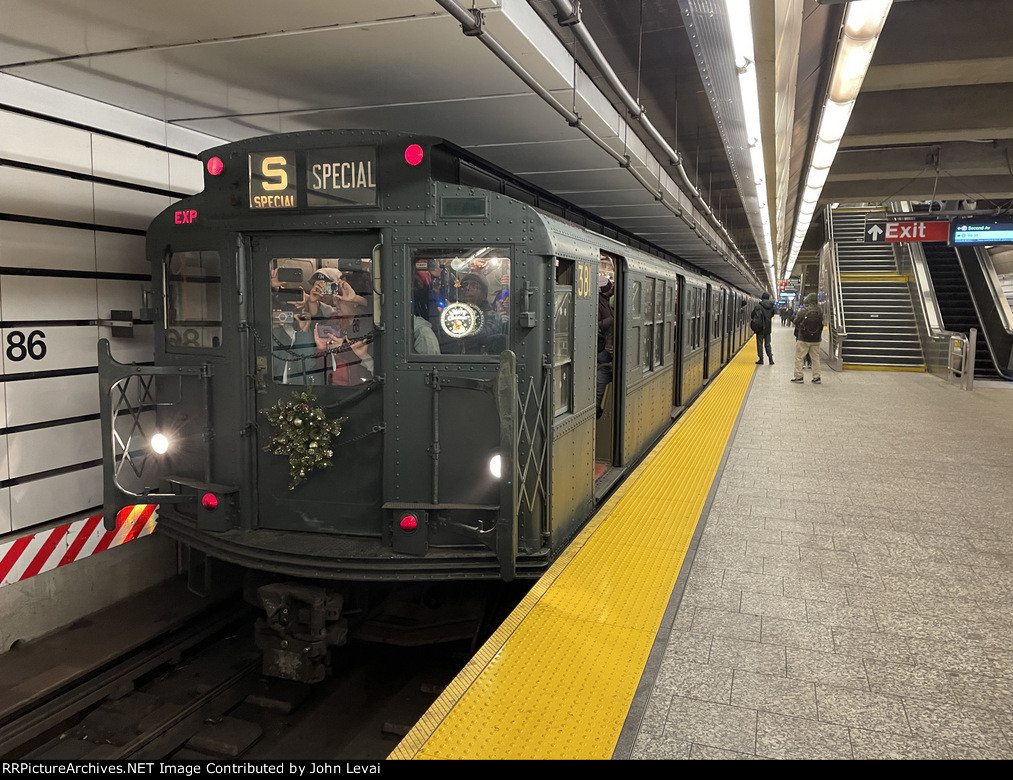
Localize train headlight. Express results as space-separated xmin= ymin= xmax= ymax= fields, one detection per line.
xmin=201 ymin=493 xmax=219 ymax=511
xmin=399 ymin=514 xmax=418 ymax=532
xmin=206 ymin=156 xmax=224 ymax=176
xmin=150 ymin=433 xmax=170 ymax=455
xmin=489 ymin=453 xmax=502 ymax=479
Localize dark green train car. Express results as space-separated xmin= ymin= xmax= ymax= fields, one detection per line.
xmin=99 ymin=129 xmax=747 ymax=681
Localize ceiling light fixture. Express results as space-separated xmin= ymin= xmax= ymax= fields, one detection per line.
xmin=784 ymin=0 xmax=893 ymax=280
xmin=725 ymin=0 xmax=776 ymax=290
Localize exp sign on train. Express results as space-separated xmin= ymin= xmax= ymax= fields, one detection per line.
xmin=249 ymin=147 xmax=377 ymax=209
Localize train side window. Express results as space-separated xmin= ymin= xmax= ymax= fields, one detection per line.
xmin=409 ymin=245 xmax=510 ymax=357
xmin=643 ymin=278 xmax=655 ymax=373
xmin=655 ymin=280 xmax=666 ymax=367
xmin=553 ymin=284 xmax=573 ymax=416
xmin=164 ymin=250 xmax=223 ymax=350
xmin=631 ymin=281 xmax=642 ymax=367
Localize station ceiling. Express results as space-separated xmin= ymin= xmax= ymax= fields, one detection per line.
xmin=2 ymin=0 xmax=1009 ymax=295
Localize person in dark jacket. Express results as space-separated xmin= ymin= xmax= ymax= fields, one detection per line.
xmin=751 ymin=292 xmax=775 ymax=365
xmin=790 ymin=293 xmax=825 ymax=384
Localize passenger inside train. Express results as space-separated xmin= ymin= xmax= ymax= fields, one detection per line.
xmin=410 ymin=246 xmax=511 ymax=356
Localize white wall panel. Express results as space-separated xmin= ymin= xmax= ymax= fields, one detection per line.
xmin=10 ymin=466 xmax=102 ymax=531
xmin=0 ymin=75 xmax=170 ymax=149
xmin=95 ymin=232 xmax=147 ymax=275
xmin=169 ymin=153 xmax=204 ymax=195
xmin=92 ymin=135 xmax=170 ymax=190
xmin=0 ymin=168 xmax=94 ymax=224
xmin=1 ymin=275 xmax=98 ymax=321
xmin=0 ymin=487 xmax=11 ymax=535
xmin=165 ymin=122 xmax=224 ymax=156
xmin=4 ymin=375 xmax=99 ymax=427
xmin=0 ymin=111 xmax=93 ymax=174
xmin=96 ymin=278 xmax=146 ymax=320
xmin=93 ymin=183 xmax=170 ymax=230
xmin=7 ymin=419 xmax=100 ymax=479
xmin=0 ymin=326 xmax=99 ymax=376
xmin=0 ymin=222 xmax=96 ymax=272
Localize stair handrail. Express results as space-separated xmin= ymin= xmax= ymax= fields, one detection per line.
xmin=821 ymin=207 xmax=847 ymax=368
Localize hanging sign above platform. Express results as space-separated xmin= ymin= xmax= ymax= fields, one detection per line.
xmin=864 ymin=219 xmax=949 ymax=243
xmin=950 ymin=217 xmax=1013 ymax=246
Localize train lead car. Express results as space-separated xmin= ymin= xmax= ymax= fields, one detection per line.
xmin=98 ymin=129 xmax=751 ymax=682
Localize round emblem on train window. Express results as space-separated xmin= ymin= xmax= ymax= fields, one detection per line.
xmin=440 ymin=302 xmax=484 ymax=338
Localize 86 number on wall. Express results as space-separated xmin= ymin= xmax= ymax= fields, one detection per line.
xmin=6 ymin=329 xmax=47 ymax=361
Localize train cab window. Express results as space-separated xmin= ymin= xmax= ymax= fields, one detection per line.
xmin=409 ymin=246 xmax=510 ymax=357
xmin=164 ymin=250 xmax=223 ymax=350
xmin=269 ymin=256 xmax=377 ymax=385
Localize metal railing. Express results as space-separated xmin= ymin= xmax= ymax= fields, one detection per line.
xmin=948 ymin=329 xmax=977 ymax=390
xmin=819 ymin=207 xmax=848 ymax=370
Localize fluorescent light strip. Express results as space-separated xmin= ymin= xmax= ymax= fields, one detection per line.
xmin=784 ymin=0 xmax=892 ymax=280
xmin=726 ymin=0 xmax=775 ymax=288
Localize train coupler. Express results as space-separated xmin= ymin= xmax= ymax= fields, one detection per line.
xmin=254 ymin=583 xmax=348 ymax=684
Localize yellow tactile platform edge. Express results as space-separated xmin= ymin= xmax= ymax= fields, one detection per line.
xmin=389 ymin=345 xmax=757 ymax=760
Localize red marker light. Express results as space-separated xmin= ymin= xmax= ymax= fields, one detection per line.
xmin=404 ymin=144 xmax=424 ymax=167
xmin=206 ymin=157 xmax=224 ymax=176
xmin=201 ymin=493 xmax=219 ymax=511
xmin=399 ymin=514 xmax=418 ymax=531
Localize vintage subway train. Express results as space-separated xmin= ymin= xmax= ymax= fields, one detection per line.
xmin=99 ymin=129 xmax=752 ymax=680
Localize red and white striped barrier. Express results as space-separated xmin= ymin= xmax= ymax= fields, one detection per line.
xmin=0 ymin=505 xmax=158 ymax=587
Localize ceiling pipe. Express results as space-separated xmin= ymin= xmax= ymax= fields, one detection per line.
xmin=545 ymin=0 xmax=763 ymax=287
xmin=434 ymin=0 xmax=762 ymax=289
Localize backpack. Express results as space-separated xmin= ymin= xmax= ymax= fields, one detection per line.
xmin=797 ymin=308 xmax=823 ymax=342
xmin=749 ymin=305 xmax=766 ymax=334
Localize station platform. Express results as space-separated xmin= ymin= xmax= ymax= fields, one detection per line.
xmin=390 ymin=323 xmax=1013 ymax=760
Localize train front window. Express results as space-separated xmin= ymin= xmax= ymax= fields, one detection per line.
xmin=164 ymin=250 xmax=223 ymax=350
xmin=269 ymin=256 xmax=378 ymax=385
xmin=409 ymin=245 xmax=510 ymax=357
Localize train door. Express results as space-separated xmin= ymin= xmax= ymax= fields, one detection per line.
xmin=672 ymin=275 xmax=683 ymax=409
xmin=594 ymin=253 xmax=619 ymax=488
xmin=722 ymin=289 xmax=732 ymax=362
xmin=251 ymin=232 xmax=384 ymax=534
xmin=702 ymin=284 xmax=713 ymax=379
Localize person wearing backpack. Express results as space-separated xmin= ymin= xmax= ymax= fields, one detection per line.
xmin=750 ymin=292 xmax=776 ymax=365
xmin=790 ymin=293 xmax=825 ymax=384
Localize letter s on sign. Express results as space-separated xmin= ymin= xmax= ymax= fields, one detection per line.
xmin=262 ymin=156 xmax=289 ymax=191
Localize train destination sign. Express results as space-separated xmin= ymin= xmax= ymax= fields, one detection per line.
xmin=950 ymin=216 xmax=1013 ymax=246
xmin=307 ymin=147 xmax=377 ymax=207
xmin=250 ymin=152 xmax=297 ymax=209
xmin=864 ymin=219 xmax=949 ymax=243
xmin=248 ymin=147 xmax=377 ymax=209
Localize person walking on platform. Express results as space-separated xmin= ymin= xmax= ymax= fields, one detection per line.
xmin=790 ymin=293 xmax=824 ymax=384
xmin=750 ymin=292 xmax=775 ymax=364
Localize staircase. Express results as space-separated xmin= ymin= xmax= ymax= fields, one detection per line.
xmin=831 ymin=210 xmax=925 ymax=370
xmin=921 ymin=242 xmax=1001 ymax=380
